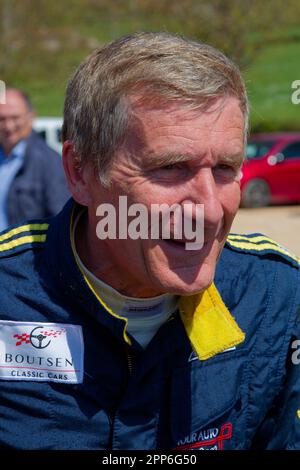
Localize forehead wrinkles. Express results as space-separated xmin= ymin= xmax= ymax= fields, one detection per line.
xmin=121 ymin=97 xmax=244 ymax=166
xmin=123 ymin=110 xmax=148 ymax=156
xmin=131 ymin=97 xmax=243 ymax=137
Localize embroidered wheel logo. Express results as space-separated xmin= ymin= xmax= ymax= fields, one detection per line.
xmin=14 ymin=327 xmax=66 ymax=349
xmin=30 ymin=326 xmax=52 ymax=349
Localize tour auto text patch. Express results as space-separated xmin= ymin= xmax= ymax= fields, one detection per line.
xmin=0 ymin=321 xmax=84 ymax=383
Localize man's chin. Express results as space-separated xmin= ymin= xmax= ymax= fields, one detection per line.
xmin=171 ymin=280 xmax=214 ymax=296
xmin=154 ymin=265 xmax=216 ymax=296
xmin=146 ymin=238 xmax=223 ymax=296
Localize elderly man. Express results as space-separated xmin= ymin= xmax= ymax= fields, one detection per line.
xmin=0 ymin=89 xmax=69 ymax=229
xmin=0 ymin=32 xmax=299 ymax=450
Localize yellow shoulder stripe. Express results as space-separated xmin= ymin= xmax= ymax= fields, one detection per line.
xmin=227 ymin=238 xmax=300 ymax=264
xmin=227 ymin=234 xmax=278 ymax=245
xmin=0 ymin=223 xmax=49 ymax=243
xmin=0 ymin=234 xmax=47 ymax=252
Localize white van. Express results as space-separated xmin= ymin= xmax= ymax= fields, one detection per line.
xmin=33 ymin=117 xmax=63 ymax=155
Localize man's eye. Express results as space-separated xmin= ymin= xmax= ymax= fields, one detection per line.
xmin=216 ymin=164 xmax=232 ymax=171
xmin=159 ymin=163 xmax=181 ymax=171
xmin=213 ymin=164 xmax=239 ymax=179
xmin=214 ymin=164 xmax=236 ymax=173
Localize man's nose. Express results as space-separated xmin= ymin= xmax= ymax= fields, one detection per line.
xmin=188 ymin=168 xmax=224 ymax=231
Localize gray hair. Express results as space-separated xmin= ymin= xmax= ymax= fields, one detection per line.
xmin=62 ymin=31 xmax=248 ymax=185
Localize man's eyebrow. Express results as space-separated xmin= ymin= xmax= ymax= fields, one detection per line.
xmin=143 ymin=150 xmax=245 ymax=168
xmin=143 ymin=151 xmax=195 ymax=168
xmin=220 ymin=152 xmax=245 ymax=167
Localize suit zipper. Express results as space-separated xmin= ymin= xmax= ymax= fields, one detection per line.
xmin=127 ymin=349 xmax=133 ymax=375
xmin=108 ymin=348 xmax=134 ymax=449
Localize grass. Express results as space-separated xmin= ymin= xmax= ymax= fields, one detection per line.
xmin=244 ymin=41 xmax=300 ymax=131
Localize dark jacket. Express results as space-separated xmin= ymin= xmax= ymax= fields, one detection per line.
xmin=6 ymin=131 xmax=69 ymax=225
xmin=0 ymin=199 xmax=299 ymax=449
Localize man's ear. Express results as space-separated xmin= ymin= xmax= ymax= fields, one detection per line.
xmin=62 ymin=141 xmax=92 ymax=206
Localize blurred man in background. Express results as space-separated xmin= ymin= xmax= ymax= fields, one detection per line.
xmin=0 ymin=88 xmax=69 ymax=230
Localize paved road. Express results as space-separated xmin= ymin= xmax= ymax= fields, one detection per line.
xmin=231 ymin=205 xmax=300 ymax=257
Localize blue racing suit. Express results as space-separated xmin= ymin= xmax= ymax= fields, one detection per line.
xmin=0 ymin=199 xmax=299 ymax=450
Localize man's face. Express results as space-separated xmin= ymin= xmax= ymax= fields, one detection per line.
xmin=84 ymin=96 xmax=245 ymax=297
xmin=0 ymin=90 xmax=33 ymax=154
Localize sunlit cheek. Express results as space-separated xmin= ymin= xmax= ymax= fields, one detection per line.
xmin=228 ymin=191 xmax=241 ymax=216
xmin=219 ymin=183 xmax=241 ymax=217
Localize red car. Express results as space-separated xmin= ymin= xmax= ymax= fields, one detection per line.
xmin=241 ymin=133 xmax=300 ymax=207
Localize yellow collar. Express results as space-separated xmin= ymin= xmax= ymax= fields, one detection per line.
xmin=179 ymin=283 xmax=245 ymax=360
